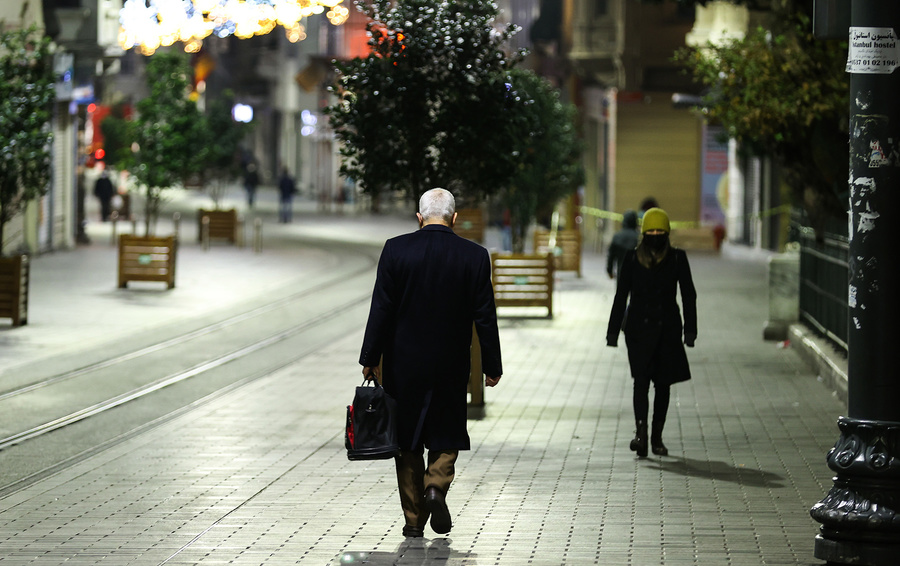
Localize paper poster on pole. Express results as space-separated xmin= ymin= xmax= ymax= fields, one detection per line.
xmin=847 ymin=27 xmax=900 ymax=74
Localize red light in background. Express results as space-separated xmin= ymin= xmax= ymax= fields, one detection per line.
xmin=94 ymin=148 xmax=105 ymax=160
xmin=87 ymin=103 xmax=97 ymax=113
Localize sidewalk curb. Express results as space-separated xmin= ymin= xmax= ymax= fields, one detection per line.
xmin=789 ymin=323 xmax=848 ymax=405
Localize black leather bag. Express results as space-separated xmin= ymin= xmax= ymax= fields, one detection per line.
xmin=345 ymin=380 xmax=400 ymax=460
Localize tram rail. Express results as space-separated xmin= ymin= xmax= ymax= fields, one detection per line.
xmin=0 ymin=238 xmax=380 ymax=494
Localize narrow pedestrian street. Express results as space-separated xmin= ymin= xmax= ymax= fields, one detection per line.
xmin=0 ymin=193 xmax=843 ymax=564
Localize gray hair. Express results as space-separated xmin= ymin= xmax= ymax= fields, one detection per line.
xmin=418 ymin=188 xmax=456 ymax=223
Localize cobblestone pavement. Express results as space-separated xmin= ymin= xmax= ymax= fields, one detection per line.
xmin=0 ymin=194 xmax=844 ymax=564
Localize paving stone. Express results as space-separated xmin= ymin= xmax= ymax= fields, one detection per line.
xmin=0 ymin=212 xmax=847 ymax=565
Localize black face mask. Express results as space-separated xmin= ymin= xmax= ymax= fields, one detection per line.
xmin=643 ymin=233 xmax=669 ymax=253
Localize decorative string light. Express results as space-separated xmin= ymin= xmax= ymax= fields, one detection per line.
xmin=119 ymin=0 xmax=348 ymax=55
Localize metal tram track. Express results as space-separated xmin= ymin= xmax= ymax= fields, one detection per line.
xmin=0 ymin=246 xmax=376 ymax=404
xmin=0 ymin=238 xmax=380 ymax=456
xmin=0 ymin=291 xmax=370 ymax=452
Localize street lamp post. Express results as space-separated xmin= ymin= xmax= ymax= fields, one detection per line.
xmin=809 ymin=2 xmax=900 ymax=565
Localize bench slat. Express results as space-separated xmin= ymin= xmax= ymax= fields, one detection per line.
xmin=491 ymin=252 xmax=553 ymax=318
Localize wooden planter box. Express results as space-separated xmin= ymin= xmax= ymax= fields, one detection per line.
xmin=0 ymin=255 xmax=28 ymax=326
xmin=453 ymin=208 xmax=485 ymax=243
xmin=118 ymin=235 xmax=177 ymax=289
xmin=491 ymin=252 xmax=554 ymax=318
xmin=198 ymin=209 xmax=240 ymax=245
xmin=534 ymin=228 xmax=582 ymax=277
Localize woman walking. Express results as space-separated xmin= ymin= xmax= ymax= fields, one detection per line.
xmin=606 ymin=208 xmax=697 ymax=457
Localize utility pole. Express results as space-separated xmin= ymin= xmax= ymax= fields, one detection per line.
xmin=810 ymin=2 xmax=900 ymax=565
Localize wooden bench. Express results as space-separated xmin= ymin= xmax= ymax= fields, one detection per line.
xmin=491 ymin=252 xmax=554 ymax=318
xmin=198 ymin=209 xmax=240 ymax=245
xmin=534 ymin=228 xmax=582 ymax=277
xmin=454 ymin=208 xmax=485 ymax=243
xmin=118 ymin=235 xmax=177 ymax=289
xmin=0 ymin=255 xmax=28 ymax=326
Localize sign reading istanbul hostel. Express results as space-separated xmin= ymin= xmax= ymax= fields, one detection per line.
xmin=847 ymin=27 xmax=900 ymax=74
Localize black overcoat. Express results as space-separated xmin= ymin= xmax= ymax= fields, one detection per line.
xmin=606 ymin=248 xmax=697 ymax=385
xmin=359 ymin=224 xmax=502 ymax=451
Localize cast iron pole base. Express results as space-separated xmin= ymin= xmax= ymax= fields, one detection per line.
xmin=815 ymin=535 xmax=897 ymax=566
xmin=810 ymin=417 xmax=900 ymax=566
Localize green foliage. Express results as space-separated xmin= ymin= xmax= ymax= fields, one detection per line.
xmin=196 ymin=90 xmax=249 ymax=208
xmin=502 ymin=69 xmax=583 ymax=252
xmin=99 ymin=103 xmax=133 ymax=172
xmin=102 ymin=86 xmax=247 ymax=212
xmin=131 ymin=51 xmax=206 ymax=234
xmin=326 ymin=0 xmax=525 ymax=207
xmin=675 ymin=11 xmax=849 ymax=227
xmin=676 ymin=15 xmax=846 ymax=154
xmin=0 ymin=24 xmax=55 ymax=254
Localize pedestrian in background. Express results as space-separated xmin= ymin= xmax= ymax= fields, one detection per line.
xmin=278 ymin=168 xmax=297 ymax=223
xmin=606 ymin=209 xmax=639 ymax=279
xmin=244 ymin=163 xmax=259 ymax=208
xmin=638 ymin=196 xmax=659 ymax=220
xmin=359 ymin=188 xmax=503 ymax=538
xmin=93 ymin=170 xmax=114 ymax=222
xmin=606 ymin=207 xmax=697 ymax=457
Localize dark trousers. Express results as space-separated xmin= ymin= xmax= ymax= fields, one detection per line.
xmin=99 ymin=198 xmax=112 ymax=221
xmin=395 ymin=449 xmax=458 ymax=528
xmin=633 ymin=373 xmax=670 ymax=424
xmin=279 ymin=199 xmax=293 ymax=223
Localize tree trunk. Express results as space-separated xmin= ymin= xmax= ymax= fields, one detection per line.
xmin=510 ymin=220 xmax=526 ymax=254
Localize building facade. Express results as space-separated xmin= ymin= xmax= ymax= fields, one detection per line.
xmin=564 ymin=0 xmax=704 ymax=252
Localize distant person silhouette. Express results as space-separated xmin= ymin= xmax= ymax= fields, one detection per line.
xmin=93 ymin=171 xmax=115 ymax=221
xmin=607 ymin=210 xmax=639 ymax=279
xmin=278 ymin=168 xmax=297 ymax=223
xmin=244 ymin=163 xmax=259 ymax=208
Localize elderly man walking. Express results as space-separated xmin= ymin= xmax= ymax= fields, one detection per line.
xmin=360 ymin=188 xmax=503 ymax=538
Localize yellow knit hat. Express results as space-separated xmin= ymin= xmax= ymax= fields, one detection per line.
xmin=641 ymin=207 xmax=670 ymax=233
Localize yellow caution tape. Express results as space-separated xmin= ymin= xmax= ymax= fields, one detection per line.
xmin=578 ymin=204 xmax=792 ymax=228
xmin=579 ymin=207 xmax=624 ymax=222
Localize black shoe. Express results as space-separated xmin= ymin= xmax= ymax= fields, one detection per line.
xmin=629 ymin=421 xmax=648 ymax=458
xmin=651 ymin=420 xmax=668 ymax=456
xmin=402 ymin=525 xmax=424 ymax=538
xmin=651 ymin=440 xmax=668 ymax=456
xmin=424 ymin=486 xmax=452 ymax=535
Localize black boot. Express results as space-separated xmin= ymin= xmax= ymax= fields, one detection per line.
xmin=651 ymin=420 xmax=668 ymax=456
xmin=630 ymin=421 xmax=648 ymax=458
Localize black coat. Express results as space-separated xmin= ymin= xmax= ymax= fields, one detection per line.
xmin=94 ymin=176 xmax=114 ymax=201
xmin=359 ymin=224 xmax=502 ymax=451
xmin=606 ymin=248 xmax=697 ymax=385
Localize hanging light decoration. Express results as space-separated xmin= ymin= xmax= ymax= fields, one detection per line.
xmin=119 ymin=0 xmax=348 ymax=56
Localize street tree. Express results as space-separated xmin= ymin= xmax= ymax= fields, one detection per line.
xmin=675 ymin=8 xmax=849 ymax=236
xmin=99 ymin=102 xmax=133 ymax=173
xmin=196 ymin=90 xmax=249 ymax=209
xmin=129 ymin=51 xmax=206 ymax=234
xmin=0 ymin=24 xmax=54 ymax=254
xmin=502 ymin=68 xmax=583 ymax=253
xmin=326 ymin=0 xmax=525 ymax=209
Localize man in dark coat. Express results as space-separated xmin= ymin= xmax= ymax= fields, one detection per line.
xmin=606 ymin=207 xmax=697 ymax=458
xmin=360 ymin=188 xmax=503 ymax=538
xmin=93 ymin=171 xmax=115 ymax=221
